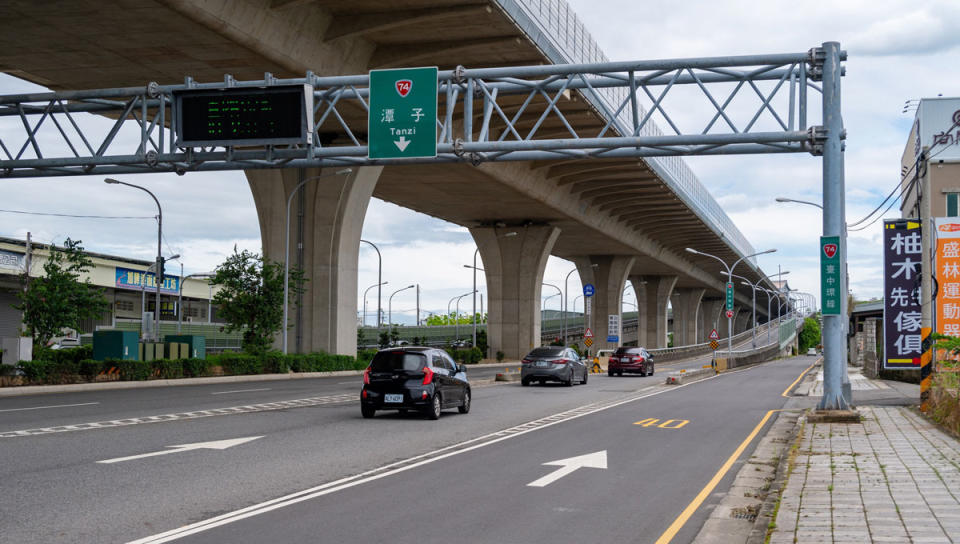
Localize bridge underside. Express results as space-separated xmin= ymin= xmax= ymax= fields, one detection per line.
xmin=2 ymin=0 xmax=775 ymax=356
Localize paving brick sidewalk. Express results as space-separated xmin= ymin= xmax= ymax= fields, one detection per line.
xmin=768 ymin=405 xmax=960 ymax=543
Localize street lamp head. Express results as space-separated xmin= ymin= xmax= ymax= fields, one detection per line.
xmin=103 ymin=178 xmax=120 ymax=184
xmin=774 ymin=197 xmax=790 ymax=203
xmin=167 ymin=254 xmax=180 ymax=261
xmin=335 ymin=168 xmax=353 ymax=176
xmin=504 ymin=231 xmax=518 ymax=238
xmin=407 ymin=284 xmax=415 ymax=289
xmin=685 ymin=247 xmax=699 ymax=255
xmin=761 ymin=248 xmax=777 ymax=255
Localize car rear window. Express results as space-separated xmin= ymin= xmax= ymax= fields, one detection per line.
xmin=370 ymin=351 xmax=426 ymax=372
xmin=527 ymin=347 xmax=565 ymax=358
xmin=613 ymin=347 xmax=643 ymax=356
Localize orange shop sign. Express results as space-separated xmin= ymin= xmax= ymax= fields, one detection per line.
xmin=936 ymin=218 xmax=960 ymax=336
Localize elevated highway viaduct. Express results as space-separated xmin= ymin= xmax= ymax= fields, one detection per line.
xmin=1 ymin=0 xmax=781 ymax=357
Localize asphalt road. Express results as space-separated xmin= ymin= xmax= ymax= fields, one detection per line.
xmin=0 ymin=344 xmax=800 ymax=544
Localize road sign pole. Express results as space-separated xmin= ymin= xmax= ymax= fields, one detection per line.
xmin=817 ymin=41 xmax=849 ymax=411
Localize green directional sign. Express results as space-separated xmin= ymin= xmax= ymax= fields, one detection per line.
xmin=820 ymin=236 xmax=842 ymax=315
xmin=368 ymin=67 xmax=438 ymax=160
xmin=725 ymin=282 xmax=734 ymax=311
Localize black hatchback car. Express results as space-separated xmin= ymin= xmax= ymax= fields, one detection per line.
xmin=608 ymin=346 xmax=654 ymax=376
xmin=360 ymin=347 xmax=470 ymax=420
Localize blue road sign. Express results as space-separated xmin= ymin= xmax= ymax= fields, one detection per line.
xmin=583 ymin=284 xmax=595 ymax=297
xmin=607 ymin=335 xmax=619 ymax=342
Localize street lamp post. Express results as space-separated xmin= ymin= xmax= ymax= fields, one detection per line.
xmin=388 ymin=285 xmax=415 ymax=341
xmin=178 ymin=270 xmax=213 ymax=333
xmin=104 ymin=178 xmax=166 ymax=341
xmin=455 ymin=290 xmax=476 ymax=343
xmin=279 ymin=169 xmax=352 ymax=354
xmin=687 ymin=247 xmax=777 ymax=356
xmin=361 ymin=239 xmax=382 ymax=334
xmin=363 ymin=281 xmax=388 ymax=327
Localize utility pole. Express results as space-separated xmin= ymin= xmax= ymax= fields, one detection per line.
xmin=21 ymin=232 xmax=31 ymax=335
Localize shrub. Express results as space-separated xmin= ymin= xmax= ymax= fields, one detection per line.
xmin=357 ymin=349 xmax=378 ymax=366
xmin=18 ymin=360 xmax=50 ymax=383
xmin=152 ymin=359 xmax=184 ymax=379
xmin=496 ymin=350 xmax=505 ymax=363
xmin=78 ymin=359 xmax=103 ymax=380
xmin=218 ymin=353 xmax=263 ymax=375
xmin=115 ymin=359 xmax=151 ymax=381
xmin=182 ymin=358 xmax=212 ymax=377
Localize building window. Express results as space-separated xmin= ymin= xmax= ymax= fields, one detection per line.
xmin=115 ymin=300 xmax=135 ymax=312
xmin=948 ymin=193 xmax=959 ymax=217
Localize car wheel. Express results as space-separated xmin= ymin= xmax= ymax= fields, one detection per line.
xmin=521 ymin=378 xmax=531 ymax=387
xmin=361 ymin=405 xmax=376 ymax=419
xmin=458 ymin=389 xmax=471 ymax=414
xmin=426 ymin=394 xmax=442 ymax=420
xmin=565 ymin=370 xmax=574 ymax=387
xmin=608 ymin=369 xmax=615 ymax=377
xmin=648 ymin=364 xmax=654 ymax=376
xmin=581 ymin=370 xmax=588 ymax=385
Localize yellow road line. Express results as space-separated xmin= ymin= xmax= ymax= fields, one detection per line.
xmin=781 ymin=359 xmax=818 ymax=398
xmin=653 ymin=409 xmax=778 ymax=544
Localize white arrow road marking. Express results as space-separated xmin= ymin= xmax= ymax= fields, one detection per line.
xmin=97 ymin=436 xmax=263 ymax=464
xmin=394 ymin=136 xmax=410 ymax=151
xmin=527 ymin=450 xmax=607 ymax=487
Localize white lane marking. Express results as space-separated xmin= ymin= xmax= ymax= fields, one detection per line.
xmin=127 ymin=380 xmax=703 ymax=544
xmin=0 ymin=402 xmax=99 ymax=413
xmin=210 ymin=388 xmax=271 ymax=395
xmin=0 ymin=394 xmax=356 ymax=438
xmin=98 ymin=436 xmax=263 ymax=464
xmin=527 ymin=450 xmax=608 ymax=487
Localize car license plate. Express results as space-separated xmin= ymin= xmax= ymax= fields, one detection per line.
xmin=385 ymin=394 xmax=403 ymax=403
xmin=621 ymin=357 xmax=631 ymax=362
xmin=536 ymin=361 xmax=549 ymax=368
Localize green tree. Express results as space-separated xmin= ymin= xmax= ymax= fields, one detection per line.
xmin=210 ymin=247 xmax=304 ymax=355
xmin=798 ymin=316 xmax=821 ymax=352
xmin=16 ymin=238 xmax=109 ymax=350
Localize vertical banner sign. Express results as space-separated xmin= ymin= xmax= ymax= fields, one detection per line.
xmin=368 ymin=67 xmax=438 ymax=159
xmin=725 ymin=282 xmax=734 ymax=311
xmin=883 ymin=219 xmax=922 ymax=369
xmin=820 ymin=236 xmax=841 ymax=315
xmin=935 ymin=217 xmax=960 ymax=336
xmin=607 ymin=314 xmax=620 ymax=344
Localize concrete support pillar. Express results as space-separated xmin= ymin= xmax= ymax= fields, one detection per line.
xmin=699 ymin=298 xmax=724 ymax=339
xmin=470 ymin=225 xmax=560 ymax=360
xmin=246 ymin=166 xmax=383 ymax=355
xmin=671 ymin=288 xmax=705 ymax=347
xmin=735 ymin=307 xmax=751 ymax=334
xmin=639 ymin=275 xmax=678 ymax=348
xmin=629 ymin=275 xmax=648 ymax=347
xmin=574 ymin=255 xmax=636 ymax=352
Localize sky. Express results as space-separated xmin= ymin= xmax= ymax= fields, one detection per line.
xmin=2 ymin=0 xmax=959 ymax=325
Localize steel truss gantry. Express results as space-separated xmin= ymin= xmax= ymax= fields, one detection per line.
xmin=0 ymin=44 xmax=850 ymax=410
xmin=0 ymin=48 xmax=841 ymax=179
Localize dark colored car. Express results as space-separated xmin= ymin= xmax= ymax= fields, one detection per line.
xmin=360 ymin=347 xmax=470 ymax=420
xmin=521 ymin=346 xmax=588 ymax=386
xmin=608 ymin=346 xmax=654 ymax=376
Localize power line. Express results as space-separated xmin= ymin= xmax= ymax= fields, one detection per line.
xmin=0 ymin=208 xmax=155 ymax=220
xmin=848 ymin=175 xmax=918 ymax=232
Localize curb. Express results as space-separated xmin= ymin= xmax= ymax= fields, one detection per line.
xmin=664 ymin=367 xmax=714 ymax=385
xmin=0 ymin=360 xmax=526 ymax=397
xmin=692 ymin=409 xmax=803 ymax=544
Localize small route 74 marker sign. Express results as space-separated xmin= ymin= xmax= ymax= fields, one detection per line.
xmin=368 ymin=67 xmax=438 ymax=159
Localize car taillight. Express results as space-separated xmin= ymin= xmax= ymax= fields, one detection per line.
xmin=363 ymin=367 xmax=371 ymax=385
xmin=633 ymin=356 xmax=645 ymax=363
xmin=422 ymin=366 xmax=434 ymax=385
xmin=552 ymin=358 xmax=569 ymax=365
xmin=522 ymin=358 xmax=532 ymax=364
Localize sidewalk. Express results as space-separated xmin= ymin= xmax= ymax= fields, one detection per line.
xmin=768 ymin=370 xmax=960 ymax=544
